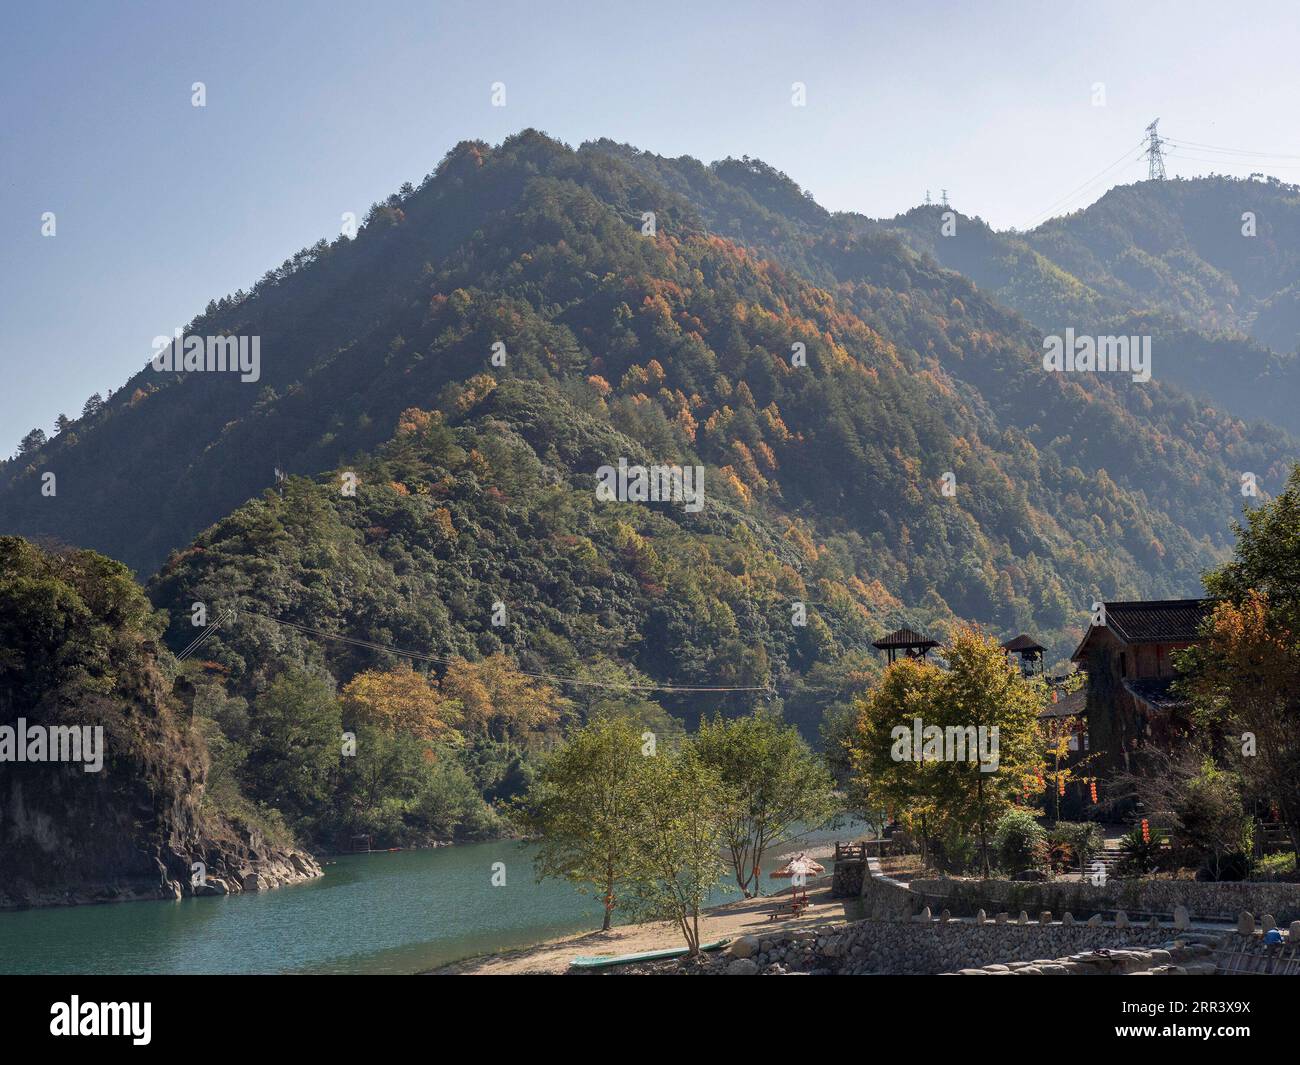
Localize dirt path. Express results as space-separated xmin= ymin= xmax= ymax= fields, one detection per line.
xmin=432 ymin=842 xmax=858 ymax=975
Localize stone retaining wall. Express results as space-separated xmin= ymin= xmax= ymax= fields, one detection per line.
xmin=730 ymin=918 xmax=1226 ymax=975
xmin=860 ymin=857 xmax=914 ymax=917
xmin=831 ymin=862 xmax=864 ymax=897
xmin=909 ymin=876 xmax=1300 ymax=923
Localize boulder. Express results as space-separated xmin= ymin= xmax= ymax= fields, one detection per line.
xmin=1238 ymin=911 xmax=1256 ymax=935
xmin=1114 ymin=910 xmax=1129 ymax=928
xmin=995 ymin=912 xmax=1009 ymax=924
xmin=1017 ymin=911 xmax=1029 ymax=925
xmin=730 ymin=935 xmax=759 ymax=959
xmin=1062 ymin=912 xmax=1074 ymax=926
xmin=976 ymin=909 xmax=987 ymax=925
xmin=1173 ymin=905 xmax=1190 ymax=930
xmin=726 ymin=958 xmax=760 ymax=975
xmin=1039 ymin=911 xmax=1052 ymax=925
xmin=1261 ymin=914 xmax=1277 ymax=932
xmin=1289 ymin=921 xmax=1300 ymax=942
xmin=939 ymin=909 xmax=951 ymax=924
xmin=1087 ymin=914 xmax=1103 ymax=927
xmin=242 ymin=872 xmax=265 ymax=892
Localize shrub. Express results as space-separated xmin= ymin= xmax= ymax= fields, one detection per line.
xmin=1050 ymin=821 xmax=1103 ymax=874
xmin=1117 ymin=824 xmax=1169 ymax=877
xmin=993 ymin=810 xmax=1047 ymax=874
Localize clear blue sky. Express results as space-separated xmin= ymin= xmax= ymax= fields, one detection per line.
xmin=4 ymin=0 xmax=1300 ymax=455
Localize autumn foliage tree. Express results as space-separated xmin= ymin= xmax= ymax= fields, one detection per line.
xmin=1185 ymin=465 xmax=1300 ymax=861
xmin=847 ymin=627 xmax=1044 ymax=876
xmin=439 ymin=654 xmax=569 ymax=742
xmin=341 ymin=665 xmax=462 ymax=743
xmin=1185 ymin=593 xmax=1300 ymax=860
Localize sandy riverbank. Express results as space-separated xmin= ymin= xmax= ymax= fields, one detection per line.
xmin=430 ymin=841 xmax=859 ymax=974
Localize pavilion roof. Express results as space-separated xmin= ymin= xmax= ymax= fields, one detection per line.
xmin=872 ymin=627 xmax=939 ymax=650
xmin=1002 ymin=633 xmax=1045 ymax=653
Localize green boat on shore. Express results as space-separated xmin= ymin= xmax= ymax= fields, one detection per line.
xmin=570 ymin=938 xmax=732 ymax=970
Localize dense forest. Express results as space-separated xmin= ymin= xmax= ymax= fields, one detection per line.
xmin=4 ymin=131 xmax=1299 ymax=853
xmin=870 ymin=175 xmax=1300 ymax=433
xmin=0 ymin=537 xmax=320 ymax=906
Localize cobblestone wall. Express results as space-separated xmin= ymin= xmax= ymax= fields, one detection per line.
xmin=909 ymin=876 xmax=1300 ymax=923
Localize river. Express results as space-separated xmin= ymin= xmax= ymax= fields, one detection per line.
xmin=0 ymin=823 xmax=863 ymax=974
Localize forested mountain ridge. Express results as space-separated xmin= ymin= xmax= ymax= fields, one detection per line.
xmin=6 ymin=129 xmax=1300 ymax=857
xmin=862 ymin=176 xmax=1300 ymax=433
xmin=3 ymin=131 xmax=1297 ymax=676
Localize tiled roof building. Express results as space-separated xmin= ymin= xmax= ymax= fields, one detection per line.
xmin=1071 ymin=598 xmax=1212 ymax=778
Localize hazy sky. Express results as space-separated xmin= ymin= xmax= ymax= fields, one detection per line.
xmin=4 ymin=0 xmax=1300 ymax=454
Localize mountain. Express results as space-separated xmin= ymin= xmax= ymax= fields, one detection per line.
xmin=1023 ymin=176 xmax=1300 ymax=345
xmin=4 ymin=131 xmax=1298 ymax=683
xmin=866 ymin=176 xmax=1300 ymax=433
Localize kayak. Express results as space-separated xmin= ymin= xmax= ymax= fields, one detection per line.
xmin=570 ymin=938 xmax=732 ymax=969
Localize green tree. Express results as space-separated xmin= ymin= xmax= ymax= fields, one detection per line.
xmin=1204 ymin=464 xmax=1300 ymax=629
xmin=1184 ymin=593 xmax=1300 ymax=861
xmin=938 ymin=628 xmax=1045 ymax=877
xmin=693 ymin=711 xmax=837 ymax=897
xmin=847 ymin=628 xmax=1044 ymax=877
xmin=846 ymin=657 xmax=948 ymax=866
xmin=245 ymin=670 xmax=341 ymax=833
xmin=625 ymin=747 xmax=727 ymax=956
xmin=521 ymin=716 xmax=651 ymax=931
xmin=17 ymin=428 xmax=46 ymax=456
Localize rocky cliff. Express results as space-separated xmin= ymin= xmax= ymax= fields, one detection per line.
xmin=0 ymin=537 xmax=323 ymax=910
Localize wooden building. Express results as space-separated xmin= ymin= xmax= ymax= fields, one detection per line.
xmin=1070 ymin=599 xmax=1212 ymax=777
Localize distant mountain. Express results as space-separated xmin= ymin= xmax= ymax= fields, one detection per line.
xmin=3 ymin=132 xmax=1297 ymax=693
xmin=866 ymin=176 xmax=1300 ymax=433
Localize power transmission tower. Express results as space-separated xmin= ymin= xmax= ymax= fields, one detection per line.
xmin=924 ymin=189 xmax=931 ymax=205
xmin=1144 ymin=119 xmax=1167 ymax=180
xmin=940 ymin=188 xmax=949 ymax=207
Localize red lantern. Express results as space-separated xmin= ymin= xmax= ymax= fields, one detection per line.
xmin=1089 ymin=779 xmax=1098 ymax=803
xmin=1141 ymin=818 xmax=1150 ymax=844
xmin=1058 ymin=776 xmax=1066 ymax=797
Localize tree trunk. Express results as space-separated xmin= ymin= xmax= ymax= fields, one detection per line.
xmin=977 ymin=774 xmax=990 ymax=878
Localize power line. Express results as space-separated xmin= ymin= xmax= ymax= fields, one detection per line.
xmin=1021 ymin=135 xmax=1147 ymax=229
xmin=176 ymin=609 xmax=233 ymax=661
xmin=236 ymin=609 xmax=777 ymax=694
xmin=1164 ymin=148 xmax=1300 ymax=173
xmin=1020 ymin=122 xmax=1300 ymax=232
xmin=1164 ymin=137 xmax=1300 ymax=161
